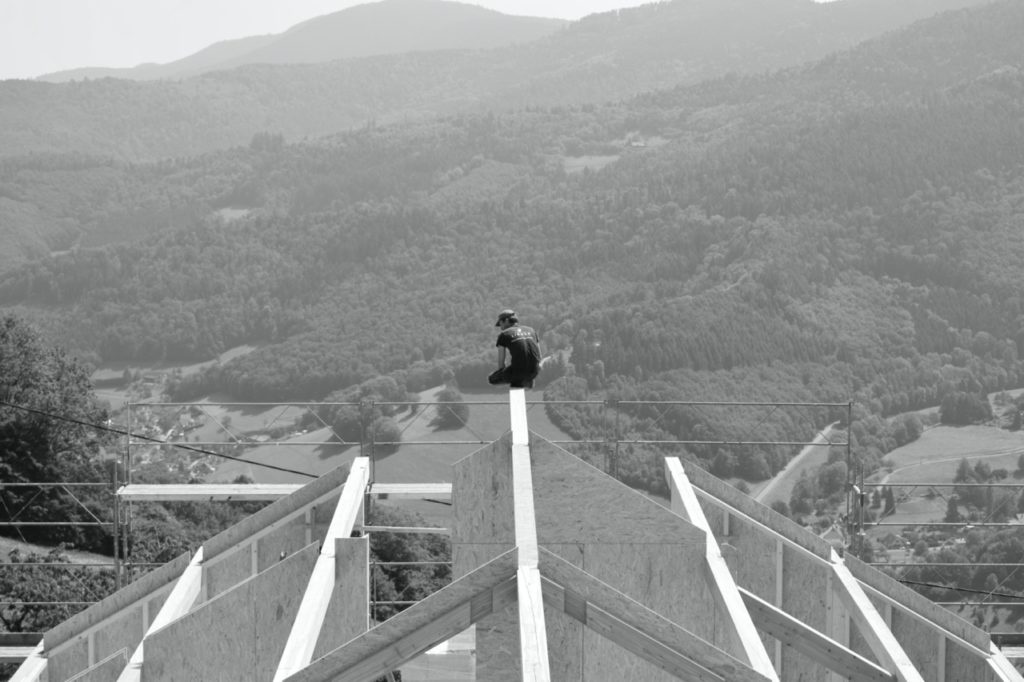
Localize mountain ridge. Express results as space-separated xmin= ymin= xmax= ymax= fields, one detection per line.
xmin=36 ymin=0 xmax=568 ymax=83
xmin=3 ymin=0 xmax=990 ymax=161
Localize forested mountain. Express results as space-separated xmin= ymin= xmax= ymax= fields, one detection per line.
xmin=0 ymin=0 xmax=987 ymax=161
xmin=2 ymin=0 xmax=1024 ymax=494
xmin=37 ymin=0 xmax=567 ymax=83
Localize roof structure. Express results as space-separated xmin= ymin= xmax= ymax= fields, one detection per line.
xmin=10 ymin=389 xmax=1023 ymax=681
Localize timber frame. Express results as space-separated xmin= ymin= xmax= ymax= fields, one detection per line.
xmin=11 ymin=390 xmax=1022 ymax=681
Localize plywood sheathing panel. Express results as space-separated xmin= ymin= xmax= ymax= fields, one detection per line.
xmin=845 ymin=554 xmax=989 ymax=651
xmin=90 ymin=608 xmax=142 ymax=675
xmin=70 ymin=648 xmax=129 ymax=682
xmin=453 ymin=433 xmax=723 ymax=681
xmin=202 ymin=465 xmax=350 ymax=561
xmin=45 ymin=552 xmax=189 ymax=651
xmin=779 ymin=543 xmax=831 ymax=680
xmin=203 ymin=541 xmax=253 ymax=600
xmin=890 ymin=608 xmax=942 ymax=682
xmin=684 ymin=463 xmax=833 ymax=560
xmin=45 ymin=634 xmax=89 ymax=682
xmin=287 ymin=549 xmax=519 ymax=682
xmin=312 ymin=536 xmax=370 ymax=660
xmin=257 ymin=513 xmax=312 ymax=573
xmin=452 ymin=435 xmax=519 ymax=681
xmin=143 ymin=543 xmax=318 ymax=682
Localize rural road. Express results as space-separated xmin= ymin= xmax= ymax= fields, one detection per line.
xmin=754 ymin=422 xmax=838 ymax=505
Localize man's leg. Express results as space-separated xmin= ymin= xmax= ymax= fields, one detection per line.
xmin=488 ymin=367 xmax=511 ymax=385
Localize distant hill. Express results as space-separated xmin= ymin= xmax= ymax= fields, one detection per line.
xmin=0 ymin=0 xmax=991 ymax=161
xmin=37 ymin=0 xmax=567 ymax=83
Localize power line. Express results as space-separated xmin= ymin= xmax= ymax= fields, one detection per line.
xmin=898 ymin=578 xmax=1024 ymax=601
xmin=0 ymin=398 xmax=317 ymax=479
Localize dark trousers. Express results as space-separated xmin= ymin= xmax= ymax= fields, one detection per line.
xmin=488 ymin=366 xmax=537 ymax=389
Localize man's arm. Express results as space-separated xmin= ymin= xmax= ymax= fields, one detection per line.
xmin=497 ymin=347 xmax=506 ymax=369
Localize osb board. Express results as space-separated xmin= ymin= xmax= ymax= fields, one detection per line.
xmin=257 ymin=513 xmax=311 ymax=572
xmin=45 ymin=634 xmax=89 ymax=682
xmin=202 ymin=465 xmax=350 ymax=560
xmin=454 ymin=434 xmax=713 ymax=681
xmin=71 ymin=649 xmax=129 ymax=682
xmin=713 ymin=512 xmax=777 ymax=604
xmin=146 ymin=590 xmax=169 ymax=626
xmin=45 ymin=552 xmax=188 ymax=650
xmin=91 ymin=606 xmax=142 ymax=670
xmin=313 ymin=536 xmax=369 ymax=660
xmin=890 ymin=608 xmax=942 ymax=682
xmin=144 ymin=543 xmax=318 ymax=682
xmin=846 ymin=553 xmax=989 ymax=651
xmin=290 ymin=551 xmax=518 ymax=682
xmin=779 ymin=543 xmax=831 ymax=681
xmin=203 ymin=542 xmax=253 ymax=600
xmin=684 ymin=463 xmax=832 ymax=560
xmin=452 ymin=435 xmax=515 ymax=577
xmin=582 ymin=626 xmax=694 ymax=682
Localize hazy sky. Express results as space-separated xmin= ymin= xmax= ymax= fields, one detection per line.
xmin=0 ymin=0 xmax=661 ymax=80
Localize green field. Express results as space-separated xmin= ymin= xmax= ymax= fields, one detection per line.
xmin=868 ymin=424 xmax=1024 ymax=530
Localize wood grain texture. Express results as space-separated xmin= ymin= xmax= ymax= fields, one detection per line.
xmin=202 ymin=464 xmax=351 ymax=561
xmin=45 ymin=552 xmax=189 ymax=651
xmin=285 ymin=550 xmax=518 ymax=682
xmin=666 ymin=459 xmax=776 ymax=678
xmin=312 ymin=537 xmax=369 ymax=659
xmin=143 ymin=543 xmax=318 ymax=682
xmin=539 ymin=549 xmax=772 ymax=682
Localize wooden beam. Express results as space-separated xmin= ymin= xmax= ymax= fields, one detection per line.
xmin=541 ymin=577 xmax=724 ymax=681
xmin=368 ymin=483 xmax=452 ymax=497
xmin=359 ymin=525 xmax=450 ymax=535
xmin=274 ymin=459 xmax=369 ymax=681
xmin=665 ymin=458 xmax=777 ymax=679
xmin=117 ymin=483 xmax=302 ymax=501
xmin=538 ymin=548 xmax=772 ymax=682
xmin=7 ymin=641 xmax=45 ymax=682
xmin=284 ymin=549 xmax=519 ymax=682
xmin=509 ymin=387 xmax=552 ymax=682
xmin=117 ymin=547 xmax=205 ymax=682
xmin=987 ymin=643 xmax=1024 ymax=682
xmin=738 ymin=587 xmax=894 ymax=682
xmin=829 ymin=552 xmax=925 ymax=682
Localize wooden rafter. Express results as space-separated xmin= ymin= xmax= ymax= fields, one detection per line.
xmin=665 ymin=458 xmax=778 ymax=679
xmin=738 ymin=586 xmax=894 ymax=682
xmin=537 ymin=548 xmax=773 ymax=682
xmin=828 ymin=552 xmax=924 ymax=682
xmin=273 ymin=458 xmax=370 ymax=681
xmin=116 ymin=547 xmax=205 ymax=682
xmin=284 ymin=549 xmax=519 ymax=682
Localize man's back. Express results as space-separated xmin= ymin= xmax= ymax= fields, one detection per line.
xmin=497 ymin=325 xmax=540 ymax=372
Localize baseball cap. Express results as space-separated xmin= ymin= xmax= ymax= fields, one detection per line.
xmin=495 ymin=309 xmax=516 ymax=326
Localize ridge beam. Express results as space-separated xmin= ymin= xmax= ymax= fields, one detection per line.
xmin=116 ymin=547 xmax=205 ymax=682
xmin=274 ymin=458 xmax=370 ymax=681
xmin=829 ymin=551 xmax=924 ymax=682
xmin=738 ymin=587 xmax=894 ymax=682
xmin=538 ymin=548 xmax=773 ymax=682
xmin=509 ymin=387 xmax=551 ymax=681
xmin=666 ymin=458 xmax=777 ymax=679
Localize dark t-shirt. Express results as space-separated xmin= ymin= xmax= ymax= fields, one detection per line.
xmin=496 ymin=325 xmax=541 ymax=372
